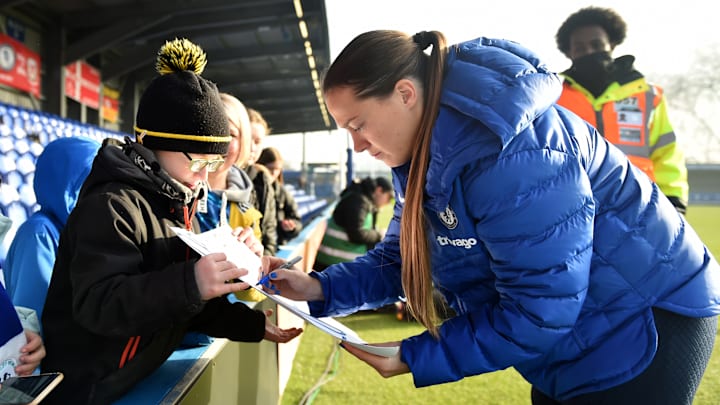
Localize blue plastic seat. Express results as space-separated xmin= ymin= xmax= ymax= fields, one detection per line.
xmin=15 ymin=154 xmax=35 ymax=177
xmin=12 ymin=125 xmax=27 ymax=140
xmin=0 ymin=123 xmax=11 ymax=139
xmin=294 ymin=194 xmax=314 ymax=204
xmin=7 ymin=106 xmax=19 ymax=122
xmin=5 ymin=170 xmax=23 ymax=190
xmin=29 ymin=142 xmax=44 ymax=158
xmin=18 ymin=182 xmax=38 ymax=216
xmin=13 ymin=138 xmax=30 ymax=156
xmin=19 ymin=109 xmax=30 ymax=127
xmin=0 ymin=155 xmax=16 ymax=176
xmin=0 ymin=136 xmax=13 ymax=155
xmin=0 ymin=184 xmax=27 ymax=264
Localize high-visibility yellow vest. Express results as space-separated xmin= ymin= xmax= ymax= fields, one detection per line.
xmin=557 ymin=76 xmax=688 ymax=202
xmin=315 ymin=213 xmax=373 ymax=266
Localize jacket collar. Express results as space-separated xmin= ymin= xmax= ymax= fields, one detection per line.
xmin=424 ymin=38 xmax=562 ymax=211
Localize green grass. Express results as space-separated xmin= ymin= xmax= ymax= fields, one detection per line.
xmin=281 ymin=311 xmax=531 ymax=405
xmin=687 ymin=206 xmax=720 ymax=405
xmin=282 ymin=205 xmax=720 ymax=405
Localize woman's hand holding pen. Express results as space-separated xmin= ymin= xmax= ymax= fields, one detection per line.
xmin=259 ymin=256 xmax=324 ymax=301
xmin=339 ymin=340 xmax=409 ymax=378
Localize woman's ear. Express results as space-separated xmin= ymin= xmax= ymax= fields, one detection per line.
xmin=395 ymin=79 xmax=418 ymax=107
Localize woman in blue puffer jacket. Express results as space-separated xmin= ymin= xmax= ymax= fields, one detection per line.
xmin=260 ymin=30 xmax=720 ymax=404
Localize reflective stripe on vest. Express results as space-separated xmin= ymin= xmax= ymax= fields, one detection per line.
xmin=324 ymin=226 xmax=352 ymax=241
xmin=316 ymin=213 xmax=373 ymax=266
xmin=557 ymin=81 xmax=659 ymax=181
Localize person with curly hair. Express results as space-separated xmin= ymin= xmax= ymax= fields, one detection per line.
xmin=556 ymin=6 xmax=689 ymax=214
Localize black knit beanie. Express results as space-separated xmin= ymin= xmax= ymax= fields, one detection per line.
xmin=135 ymin=38 xmax=230 ymax=155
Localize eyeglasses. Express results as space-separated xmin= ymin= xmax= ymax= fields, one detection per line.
xmin=182 ymin=152 xmax=225 ymax=172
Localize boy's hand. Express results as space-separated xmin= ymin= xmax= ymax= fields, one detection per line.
xmin=194 ymin=253 xmax=250 ymax=300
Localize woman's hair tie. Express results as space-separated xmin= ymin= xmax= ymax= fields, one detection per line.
xmin=412 ymin=31 xmax=433 ymax=50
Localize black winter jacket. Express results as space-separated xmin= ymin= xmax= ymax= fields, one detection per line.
xmin=41 ymin=140 xmax=266 ymax=404
xmin=244 ymin=164 xmax=278 ymax=255
xmin=274 ymin=181 xmax=303 ymax=245
xmin=332 ymin=179 xmax=382 ymax=249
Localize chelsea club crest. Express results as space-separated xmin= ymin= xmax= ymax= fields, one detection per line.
xmin=438 ymin=205 xmax=458 ymax=229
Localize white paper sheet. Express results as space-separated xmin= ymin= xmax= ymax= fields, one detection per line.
xmin=171 ymin=225 xmax=400 ymax=357
xmin=171 ymin=225 xmax=261 ymax=283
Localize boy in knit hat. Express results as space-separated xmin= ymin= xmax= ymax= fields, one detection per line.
xmin=40 ymin=38 xmax=302 ymax=404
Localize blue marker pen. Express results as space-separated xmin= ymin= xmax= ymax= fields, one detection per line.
xmin=256 ymin=255 xmax=302 ymax=286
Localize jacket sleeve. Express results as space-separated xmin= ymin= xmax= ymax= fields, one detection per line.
xmin=257 ymin=171 xmax=279 ymax=255
xmin=333 ymin=194 xmax=383 ymax=248
xmin=4 ymin=218 xmax=59 ymax=319
xmin=64 ymin=193 xmax=207 ymax=337
xmin=308 ymin=199 xmax=404 ymax=316
xmin=278 ymin=185 xmax=302 ymax=240
xmin=401 ymin=147 xmax=594 ymax=387
xmin=189 ymin=297 xmax=266 ymax=342
xmin=648 ymin=92 xmax=689 ymax=213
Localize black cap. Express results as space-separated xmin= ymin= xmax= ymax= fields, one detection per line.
xmin=135 ymin=38 xmax=230 ymax=155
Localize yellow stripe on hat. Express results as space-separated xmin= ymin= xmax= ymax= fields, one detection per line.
xmin=134 ymin=126 xmax=231 ymax=143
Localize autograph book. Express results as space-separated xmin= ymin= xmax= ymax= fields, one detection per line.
xmin=171 ymin=225 xmax=399 ymax=357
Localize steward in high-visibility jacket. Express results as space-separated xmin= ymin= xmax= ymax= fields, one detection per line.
xmin=314 ymin=177 xmax=393 ymax=270
xmin=555 ymin=7 xmax=689 ymax=214
xmin=557 ymin=60 xmax=689 ymax=213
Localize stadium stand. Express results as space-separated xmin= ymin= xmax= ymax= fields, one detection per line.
xmin=0 ymin=99 xmax=336 ymax=404
xmin=0 ymin=100 xmax=335 ymax=273
xmin=0 ymin=101 xmax=127 ymax=267
xmin=284 ymin=183 xmax=329 ymax=225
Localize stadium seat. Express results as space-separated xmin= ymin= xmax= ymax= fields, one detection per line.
xmin=15 ymin=155 xmax=35 ymax=178
xmin=12 ymin=125 xmax=27 ymax=140
xmin=0 ymin=184 xmax=27 ymax=265
xmin=0 ymin=101 xmax=129 ymax=243
xmin=0 ymin=122 xmax=11 ymax=140
xmin=0 ymin=136 xmax=13 ymax=155
xmin=0 ymin=155 xmax=16 ymax=177
xmin=5 ymin=171 xmax=23 ymax=190
xmin=29 ymin=142 xmax=44 ymax=158
xmin=13 ymin=138 xmax=30 ymax=157
xmin=18 ymin=183 xmax=38 ymax=216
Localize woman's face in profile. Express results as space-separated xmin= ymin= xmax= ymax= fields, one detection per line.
xmin=325 ymin=80 xmax=422 ymax=168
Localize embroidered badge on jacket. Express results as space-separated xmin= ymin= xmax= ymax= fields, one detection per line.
xmin=438 ymin=205 xmax=458 ymax=229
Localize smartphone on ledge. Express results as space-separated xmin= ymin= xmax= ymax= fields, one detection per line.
xmin=0 ymin=372 xmax=63 ymax=405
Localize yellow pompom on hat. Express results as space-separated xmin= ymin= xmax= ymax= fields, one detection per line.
xmin=135 ymin=38 xmax=231 ymax=155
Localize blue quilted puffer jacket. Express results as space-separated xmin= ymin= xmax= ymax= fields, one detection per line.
xmin=309 ymin=37 xmax=720 ymax=400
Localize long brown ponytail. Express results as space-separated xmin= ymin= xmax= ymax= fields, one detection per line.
xmin=322 ymin=30 xmax=448 ymax=337
xmin=401 ymin=31 xmax=447 ymax=337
